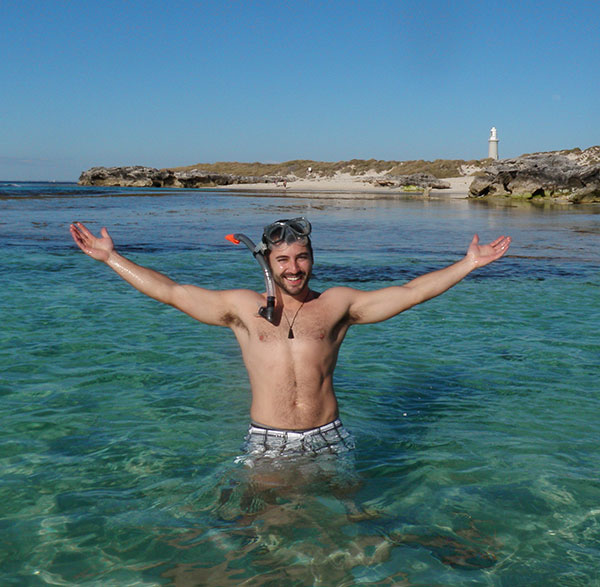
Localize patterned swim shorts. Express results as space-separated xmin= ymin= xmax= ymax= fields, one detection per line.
xmin=239 ymin=418 xmax=355 ymax=462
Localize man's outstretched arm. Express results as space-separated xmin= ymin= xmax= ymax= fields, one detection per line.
xmin=347 ymin=234 xmax=511 ymax=324
xmin=69 ymin=222 xmax=239 ymax=326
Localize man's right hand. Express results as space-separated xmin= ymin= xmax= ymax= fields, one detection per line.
xmin=68 ymin=222 xmax=261 ymax=328
xmin=70 ymin=222 xmax=114 ymax=262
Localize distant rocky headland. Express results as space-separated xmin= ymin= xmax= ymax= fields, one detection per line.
xmin=79 ymin=146 xmax=600 ymax=203
xmin=79 ymin=166 xmax=287 ymax=189
xmin=468 ymin=147 xmax=600 ymax=203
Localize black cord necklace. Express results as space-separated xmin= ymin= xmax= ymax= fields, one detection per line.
xmin=282 ymin=290 xmax=310 ymax=339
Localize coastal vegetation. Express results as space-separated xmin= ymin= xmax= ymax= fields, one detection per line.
xmin=170 ymin=158 xmax=488 ymax=179
xmin=170 ymin=146 xmax=600 ymax=179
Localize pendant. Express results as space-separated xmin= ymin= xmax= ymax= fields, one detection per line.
xmin=288 ymin=328 xmax=294 ymax=339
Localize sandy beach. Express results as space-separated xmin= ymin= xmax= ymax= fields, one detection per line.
xmin=218 ymin=173 xmax=474 ymax=199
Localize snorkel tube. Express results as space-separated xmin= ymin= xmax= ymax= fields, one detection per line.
xmin=225 ymin=233 xmax=276 ymax=323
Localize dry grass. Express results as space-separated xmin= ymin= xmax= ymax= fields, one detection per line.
xmin=168 ymin=157 xmax=489 ymax=179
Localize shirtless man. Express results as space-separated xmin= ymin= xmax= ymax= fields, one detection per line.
xmin=70 ymin=218 xmax=511 ymax=458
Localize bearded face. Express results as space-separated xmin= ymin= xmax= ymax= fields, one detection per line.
xmin=267 ymin=240 xmax=313 ymax=296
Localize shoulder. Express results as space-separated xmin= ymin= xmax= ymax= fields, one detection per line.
xmin=309 ymin=286 xmax=371 ymax=327
xmin=220 ymin=288 xmax=265 ymax=302
xmin=170 ymin=285 xmax=265 ymax=327
xmin=173 ymin=285 xmax=262 ymax=305
xmin=177 ymin=285 xmax=262 ymax=300
xmin=213 ymin=288 xmax=267 ymax=315
xmin=317 ymin=286 xmax=388 ymax=325
xmin=318 ymin=286 xmax=362 ymax=302
xmin=314 ymin=286 xmax=363 ymax=313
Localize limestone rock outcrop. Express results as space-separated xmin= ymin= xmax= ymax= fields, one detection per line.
xmin=369 ymin=173 xmax=450 ymax=190
xmin=469 ymin=152 xmax=600 ymax=203
xmin=78 ymin=166 xmax=285 ymax=188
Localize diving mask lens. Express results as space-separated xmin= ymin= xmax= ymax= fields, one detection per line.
xmin=263 ymin=217 xmax=311 ymax=245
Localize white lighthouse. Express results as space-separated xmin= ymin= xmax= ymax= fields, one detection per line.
xmin=488 ymin=127 xmax=499 ymax=160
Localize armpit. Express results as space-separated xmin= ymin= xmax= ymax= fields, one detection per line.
xmin=221 ymin=311 xmax=248 ymax=332
xmin=346 ymin=308 xmax=362 ymax=324
xmin=329 ymin=309 xmax=354 ymax=338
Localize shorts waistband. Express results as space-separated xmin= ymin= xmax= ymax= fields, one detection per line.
xmin=248 ymin=418 xmax=343 ymax=439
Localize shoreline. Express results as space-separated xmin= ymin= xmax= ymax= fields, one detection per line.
xmin=215 ymin=175 xmax=474 ymax=199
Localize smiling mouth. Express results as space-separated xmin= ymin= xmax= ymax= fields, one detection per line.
xmin=284 ymin=273 xmax=304 ymax=283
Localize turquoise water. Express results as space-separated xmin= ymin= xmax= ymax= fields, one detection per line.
xmin=1 ymin=182 xmax=599 ymax=585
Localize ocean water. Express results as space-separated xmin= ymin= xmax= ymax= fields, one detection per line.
xmin=1 ymin=181 xmax=599 ymax=586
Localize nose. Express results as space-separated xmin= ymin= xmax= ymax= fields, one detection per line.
xmin=288 ymin=258 xmax=300 ymax=273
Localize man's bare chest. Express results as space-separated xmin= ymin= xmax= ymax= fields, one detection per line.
xmin=254 ymin=311 xmax=330 ymax=343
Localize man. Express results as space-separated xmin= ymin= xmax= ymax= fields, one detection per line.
xmin=70 ymin=218 xmax=511 ymax=458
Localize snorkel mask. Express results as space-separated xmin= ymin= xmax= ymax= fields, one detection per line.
xmin=225 ymin=217 xmax=312 ymax=323
xmin=261 ymin=217 xmax=312 ymax=247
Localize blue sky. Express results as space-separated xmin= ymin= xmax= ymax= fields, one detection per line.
xmin=2 ymin=0 xmax=599 ymax=180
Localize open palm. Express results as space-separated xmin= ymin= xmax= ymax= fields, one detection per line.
xmin=69 ymin=222 xmax=114 ymax=262
xmin=466 ymin=234 xmax=511 ymax=268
